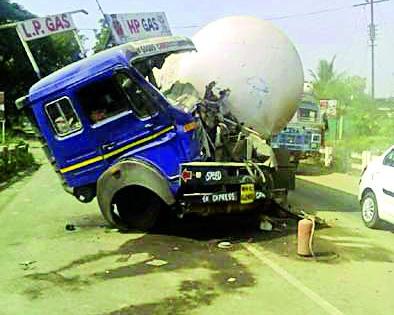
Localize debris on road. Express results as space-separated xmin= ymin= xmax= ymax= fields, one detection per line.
xmin=288 ymin=208 xmax=328 ymax=227
xmin=19 ymin=260 xmax=36 ymax=270
xmin=65 ymin=223 xmax=76 ymax=231
xmin=104 ymin=228 xmax=119 ymax=233
xmin=146 ymin=259 xmax=168 ymax=267
xmin=217 ymin=241 xmax=232 ymax=249
xmin=259 ymin=220 xmax=273 ymax=231
xmin=297 ymin=218 xmax=315 ymax=257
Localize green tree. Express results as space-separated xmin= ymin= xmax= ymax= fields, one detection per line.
xmin=310 ymin=56 xmax=337 ymax=85
xmin=310 ymin=57 xmax=393 ymax=152
xmin=0 ymin=0 xmax=81 ymax=127
xmin=93 ymin=19 xmax=112 ymax=53
xmin=309 ymin=56 xmax=341 ymax=99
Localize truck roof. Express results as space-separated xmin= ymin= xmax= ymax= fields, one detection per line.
xmin=27 ymin=35 xmax=195 ymax=104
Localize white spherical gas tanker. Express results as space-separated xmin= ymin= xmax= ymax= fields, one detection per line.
xmin=160 ymin=16 xmax=304 ymax=138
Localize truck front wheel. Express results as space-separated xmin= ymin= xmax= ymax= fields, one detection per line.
xmin=112 ymin=186 xmax=163 ymax=231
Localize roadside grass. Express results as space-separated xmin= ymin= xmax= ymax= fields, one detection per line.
xmin=0 ymin=136 xmax=39 ymax=185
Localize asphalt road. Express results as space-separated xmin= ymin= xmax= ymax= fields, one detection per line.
xmin=1 ymin=156 xmax=394 ymax=315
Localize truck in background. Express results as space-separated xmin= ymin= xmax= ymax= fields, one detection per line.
xmin=270 ymin=84 xmax=327 ymax=165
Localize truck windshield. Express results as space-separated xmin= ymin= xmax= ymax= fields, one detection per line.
xmin=298 ymin=107 xmax=318 ymax=122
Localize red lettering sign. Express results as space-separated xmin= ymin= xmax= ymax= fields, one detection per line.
xmin=16 ymin=13 xmax=76 ymax=41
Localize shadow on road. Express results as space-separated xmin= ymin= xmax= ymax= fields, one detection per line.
xmin=23 ymin=208 xmax=303 ymax=314
xmin=296 ymin=162 xmax=334 ymax=176
xmin=290 ymin=178 xmax=359 ymax=213
xmin=22 ymin=171 xmax=394 ymax=314
xmin=23 ymin=204 xmax=394 ymax=315
xmin=25 ymin=220 xmax=258 ymax=314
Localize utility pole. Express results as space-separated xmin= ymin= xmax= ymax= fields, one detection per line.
xmin=370 ymin=0 xmax=375 ymax=99
xmin=95 ymin=0 xmax=116 ymax=45
xmin=354 ymin=0 xmax=390 ymax=99
xmin=95 ymin=0 xmax=108 ymax=22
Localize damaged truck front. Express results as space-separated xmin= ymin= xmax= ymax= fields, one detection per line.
xmin=17 ymin=35 xmax=296 ymax=230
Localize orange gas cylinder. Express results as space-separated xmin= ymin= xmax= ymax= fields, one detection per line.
xmin=297 ymin=218 xmax=314 ymax=256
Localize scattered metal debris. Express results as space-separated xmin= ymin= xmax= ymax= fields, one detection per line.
xmin=146 ymin=259 xmax=168 ymax=267
xmin=217 ymin=241 xmax=232 ymax=249
xmin=19 ymin=260 xmax=36 ymax=270
xmin=259 ymin=220 xmax=273 ymax=231
xmin=104 ymin=228 xmax=119 ymax=233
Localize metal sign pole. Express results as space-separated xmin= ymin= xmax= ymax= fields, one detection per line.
xmin=1 ymin=120 xmax=5 ymax=144
xmin=0 ymin=92 xmax=4 ymax=144
xmin=15 ymin=28 xmax=41 ymax=79
xmin=95 ymin=0 xmax=118 ymax=45
xmin=1 ymin=10 xmax=88 ymax=79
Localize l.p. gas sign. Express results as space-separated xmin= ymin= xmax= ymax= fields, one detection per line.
xmin=16 ymin=13 xmax=76 ymax=41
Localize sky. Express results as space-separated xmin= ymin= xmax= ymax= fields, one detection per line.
xmin=13 ymin=0 xmax=394 ymax=98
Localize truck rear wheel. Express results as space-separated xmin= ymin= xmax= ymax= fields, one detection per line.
xmin=112 ymin=186 xmax=163 ymax=231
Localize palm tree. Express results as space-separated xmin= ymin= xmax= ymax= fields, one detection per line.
xmin=309 ymin=56 xmax=337 ymax=85
xmin=309 ymin=56 xmax=342 ymax=100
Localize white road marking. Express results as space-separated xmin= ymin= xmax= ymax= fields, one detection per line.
xmin=318 ymin=235 xmax=362 ymax=241
xmin=242 ymin=243 xmax=344 ymax=315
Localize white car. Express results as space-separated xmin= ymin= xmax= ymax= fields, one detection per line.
xmin=359 ymin=146 xmax=394 ymax=228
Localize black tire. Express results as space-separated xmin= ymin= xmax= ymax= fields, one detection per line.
xmin=361 ymin=191 xmax=381 ymax=228
xmin=114 ymin=187 xmax=162 ymax=231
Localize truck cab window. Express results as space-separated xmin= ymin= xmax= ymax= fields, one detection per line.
xmin=78 ymin=73 xmax=158 ymax=124
xmin=115 ymin=72 xmax=158 ymax=119
xmin=78 ymin=76 xmax=131 ymax=124
xmin=45 ymin=98 xmax=82 ymax=137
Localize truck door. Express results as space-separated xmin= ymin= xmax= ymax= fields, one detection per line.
xmin=76 ymin=68 xmax=175 ymax=170
xmin=40 ymin=96 xmax=105 ymax=188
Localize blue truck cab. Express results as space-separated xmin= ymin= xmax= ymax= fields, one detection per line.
xmin=271 ymin=96 xmax=324 ymax=162
xmin=17 ymin=35 xmax=295 ymax=230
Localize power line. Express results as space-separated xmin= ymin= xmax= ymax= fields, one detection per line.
xmin=353 ymin=0 xmax=390 ymax=7
xmin=172 ymin=5 xmax=355 ymax=30
xmin=265 ymin=6 xmax=351 ymax=21
xmin=173 ymin=25 xmax=201 ymax=29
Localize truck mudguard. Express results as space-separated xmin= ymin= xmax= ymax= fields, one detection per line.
xmin=97 ymin=158 xmax=176 ymax=226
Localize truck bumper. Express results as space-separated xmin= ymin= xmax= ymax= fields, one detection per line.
xmin=176 ymin=161 xmax=287 ymax=215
